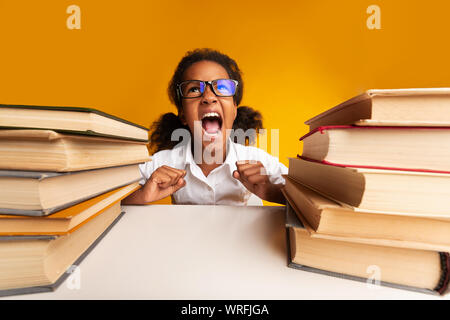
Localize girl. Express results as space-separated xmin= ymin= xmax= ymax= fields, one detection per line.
xmin=123 ymin=48 xmax=288 ymax=205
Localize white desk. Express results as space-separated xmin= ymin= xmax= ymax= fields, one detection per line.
xmin=3 ymin=205 xmax=447 ymax=300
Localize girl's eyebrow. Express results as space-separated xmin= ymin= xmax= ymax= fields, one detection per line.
xmin=182 ymin=78 xmax=231 ymax=82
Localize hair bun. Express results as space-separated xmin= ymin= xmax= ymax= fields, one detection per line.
xmin=232 ymin=106 xmax=264 ymax=145
xmin=149 ymin=112 xmax=189 ymax=153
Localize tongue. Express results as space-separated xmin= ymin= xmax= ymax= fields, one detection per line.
xmin=203 ymin=119 xmax=220 ymax=133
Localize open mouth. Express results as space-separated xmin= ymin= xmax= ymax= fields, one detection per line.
xmin=201 ymin=112 xmax=223 ymax=136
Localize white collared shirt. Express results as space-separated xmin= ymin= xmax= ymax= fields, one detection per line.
xmin=138 ymin=138 xmax=288 ymax=205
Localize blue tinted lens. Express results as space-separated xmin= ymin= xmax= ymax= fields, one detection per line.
xmin=181 ymin=81 xmax=205 ymax=97
xmin=215 ymin=79 xmax=236 ymax=96
xmin=199 ymin=81 xmax=205 ymax=94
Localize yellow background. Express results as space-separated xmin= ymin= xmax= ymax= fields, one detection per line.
xmin=1 ymin=0 xmax=450 ymax=204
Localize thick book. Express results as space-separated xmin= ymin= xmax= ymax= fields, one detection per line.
xmin=282 ymin=178 xmax=450 ymax=252
xmin=305 ymin=88 xmax=450 ymax=130
xmin=0 ymin=130 xmax=150 ymax=172
xmin=285 ymin=202 xmax=450 ymax=295
xmin=0 ymin=104 xmax=149 ymax=142
xmin=288 ymin=157 xmax=450 ymax=216
xmin=0 ymin=164 xmax=141 ymax=216
xmin=0 ymin=182 xmax=139 ymax=235
xmin=300 ymin=125 xmax=450 ymax=173
xmin=0 ymin=202 xmax=124 ymax=296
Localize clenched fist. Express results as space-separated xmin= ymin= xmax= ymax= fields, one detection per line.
xmin=233 ymin=160 xmax=285 ymax=204
xmin=122 ymin=165 xmax=186 ymax=204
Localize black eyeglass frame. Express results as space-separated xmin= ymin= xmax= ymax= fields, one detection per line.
xmin=177 ymin=79 xmax=239 ymax=99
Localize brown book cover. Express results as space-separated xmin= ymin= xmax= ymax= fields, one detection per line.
xmin=0 ymin=207 xmax=126 ymax=297
xmin=0 ymin=104 xmax=149 ymax=142
xmin=284 ymin=200 xmax=450 ymax=296
xmin=305 ymin=88 xmax=450 ymax=130
xmin=299 ymin=125 xmax=450 ymax=174
xmin=0 ymin=164 xmax=141 ymax=216
xmin=0 ymin=183 xmax=140 ymax=235
xmin=282 ymin=180 xmax=450 ymax=252
xmin=0 ymin=130 xmax=150 ymax=172
xmin=288 ymin=157 xmax=450 ymax=216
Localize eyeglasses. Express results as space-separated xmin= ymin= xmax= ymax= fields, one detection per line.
xmin=177 ymin=79 xmax=238 ymax=99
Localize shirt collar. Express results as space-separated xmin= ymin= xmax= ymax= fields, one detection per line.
xmin=224 ymin=139 xmax=238 ymax=176
xmin=183 ymin=136 xmax=238 ymax=176
xmin=183 ymin=137 xmax=194 ymax=165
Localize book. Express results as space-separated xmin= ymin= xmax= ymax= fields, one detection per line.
xmin=0 ymin=104 xmax=149 ymax=142
xmin=0 ymin=130 xmax=150 ymax=172
xmin=300 ymin=126 xmax=450 ymax=173
xmin=0 ymin=164 xmax=141 ymax=216
xmin=305 ymin=88 xmax=450 ymax=130
xmin=288 ymin=157 xmax=450 ymax=216
xmin=282 ymin=178 xmax=450 ymax=252
xmin=0 ymin=182 xmax=140 ymax=235
xmin=285 ymin=203 xmax=450 ymax=295
xmin=0 ymin=202 xmax=124 ymax=296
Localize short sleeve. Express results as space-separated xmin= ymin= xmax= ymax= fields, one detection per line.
xmin=138 ymin=159 xmax=155 ymax=185
xmin=240 ymin=144 xmax=288 ymax=185
xmin=137 ymin=148 xmax=178 ymax=185
xmin=263 ymin=154 xmax=288 ymax=185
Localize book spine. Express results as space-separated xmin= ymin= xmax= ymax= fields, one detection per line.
xmin=435 ymin=252 xmax=450 ymax=295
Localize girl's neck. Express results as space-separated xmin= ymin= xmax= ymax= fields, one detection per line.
xmin=198 ymin=162 xmax=221 ymax=177
xmin=191 ymin=140 xmax=228 ymax=177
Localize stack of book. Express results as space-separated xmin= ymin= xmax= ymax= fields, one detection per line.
xmin=282 ymin=88 xmax=450 ymax=295
xmin=0 ymin=104 xmax=150 ymax=296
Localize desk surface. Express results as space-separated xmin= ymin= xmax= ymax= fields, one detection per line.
xmin=3 ymin=205 xmax=448 ymax=300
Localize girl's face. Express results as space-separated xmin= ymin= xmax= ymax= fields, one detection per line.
xmin=180 ymin=60 xmax=237 ymax=151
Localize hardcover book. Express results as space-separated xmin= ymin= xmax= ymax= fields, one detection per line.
xmin=300 ymin=125 xmax=450 ymax=173
xmin=0 ymin=202 xmax=125 ymax=296
xmin=288 ymin=157 xmax=450 ymax=216
xmin=0 ymin=104 xmax=149 ymax=142
xmin=285 ymin=202 xmax=450 ymax=296
xmin=0 ymin=182 xmax=139 ymax=235
xmin=305 ymin=88 xmax=450 ymax=130
xmin=0 ymin=130 xmax=150 ymax=172
xmin=0 ymin=164 xmax=141 ymax=216
xmin=282 ymin=180 xmax=450 ymax=252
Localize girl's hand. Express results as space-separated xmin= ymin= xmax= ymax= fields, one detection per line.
xmin=122 ymin=165 xmax=186 ymax=204
xmin=232 ymin=160 xmax=285 ymax=205
xmin=142 ymin=165 xmax=186 ymax=202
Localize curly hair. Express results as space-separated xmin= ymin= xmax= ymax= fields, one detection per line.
xmin=168 ymin=48 xmax=244 ymax=113
xmin=231 ymin=106 xmax=263 ymax=145
xmin=149 ymin=48 xmax=264 ymax=154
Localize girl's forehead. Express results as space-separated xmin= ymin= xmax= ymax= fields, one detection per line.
xmin=182 ymin=60 xmax=230 ymax=81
